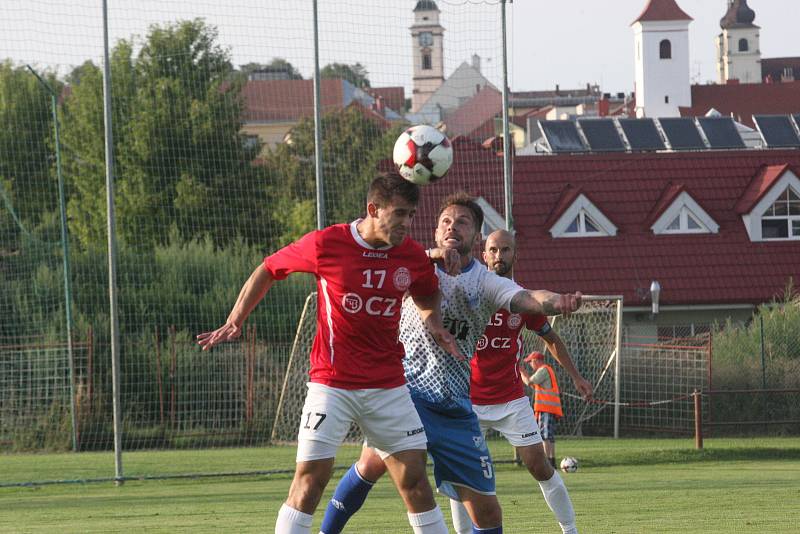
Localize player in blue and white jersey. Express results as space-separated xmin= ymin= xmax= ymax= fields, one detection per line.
xmin=319 ymin=192 xmax=582 ymax=534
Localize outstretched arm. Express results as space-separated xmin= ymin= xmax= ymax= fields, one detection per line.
xmin=509 ymin=290 xmax=582 ymax=317
xmin=541 ymin=330 xmax=593 ymax=400
xmin=411 ymin=290 xmax=464 ymax=360
xmin=197 ymin=265 xmax=275 ymax=350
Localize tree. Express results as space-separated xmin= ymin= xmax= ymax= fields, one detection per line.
xmin=61 ymin=19 xmax=272 ymax=249
xmin=239 ymin=58 xmax=303 ymax=80
xmin=321 ymin=62 xmax=370 ymax=88
xmin=0 ymin=61 xmax=60 ymax=236
xmin=261 ymin=106 xmax=404 ymax=244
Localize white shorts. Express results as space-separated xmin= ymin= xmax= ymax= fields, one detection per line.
xmin=472 ymin=396 xmax=543 ymax=447
xmin=295 ymin=382 xmax=427 ymax=462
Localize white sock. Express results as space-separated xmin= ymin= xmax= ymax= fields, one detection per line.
xmin=276 ymin=503 xmax=313 ymax=534
xmin=538 ymin=471 xmax=577 ymax=534
xmin=407 ymin=505 xmax=449 ymax=534
xmin=449 ymin=498 xmax=473 ymax=534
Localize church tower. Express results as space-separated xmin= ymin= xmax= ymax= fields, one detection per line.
xmin=717 ymin=0 xmax=761 ymax=84
xmin=410 ymin=1 xmax=445 ymax=113
xmin=632 ymin=0 xmax=693 ymax=118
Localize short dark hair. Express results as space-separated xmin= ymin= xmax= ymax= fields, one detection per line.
xmin=367 ymin=172 xmax=420 ymax=207
xmin=437 ymin=191 xmax=483 ymax=232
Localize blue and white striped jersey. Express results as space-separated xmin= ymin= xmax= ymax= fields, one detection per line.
xmin=400 ymin=259 xmax=523 ymax=412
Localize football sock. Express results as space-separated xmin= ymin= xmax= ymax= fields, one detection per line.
xmin=472 ymin=526 xmax=502 ymax=533
xmin=538 ymin=471 xmax=577 ymax=534
xmin=319 ymin=463 xmax=375 ymax=534
xmin=407 ymin=505 xmax=449 ymax=534
xmin=276 ymin=503 xmax=313 ymax=534
xmin=449 ymin=498 xmax=473 ymax=534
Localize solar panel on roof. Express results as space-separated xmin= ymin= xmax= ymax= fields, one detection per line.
xmin=539 ymin=120 xmax=587 ymax=153
xmin=618 ymin=118 xmax=665 ymax=151
xmin=658 ymin=117 xmax=706 ymax=150
xmin=577 ymin=119 xmax=626 ymax=152
xmin=754 ymin=115 xmax=800 ymax=148
xmin=697 ymin=117 xmax=745 ymax=149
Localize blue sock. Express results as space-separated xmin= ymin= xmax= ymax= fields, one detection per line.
xmin=473 ymin=527 xmax=502 ymax=534
xmin=319 ymin=463 xmax=375 ymax=534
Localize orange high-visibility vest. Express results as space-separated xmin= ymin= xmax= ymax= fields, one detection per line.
xmin=533 ymin=364 xmax=563 ymax=418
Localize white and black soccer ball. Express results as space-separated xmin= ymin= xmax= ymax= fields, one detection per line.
xmin=560 ymin=456 xmax=579 ymax=473
xmin=392 ymin=124 xmax=453 ymax=185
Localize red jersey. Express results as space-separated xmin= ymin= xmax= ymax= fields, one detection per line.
xmin=263 ymin=221 xmax=438 ymax=390
xmin=470 ymin=309 xmax=551 ymax=405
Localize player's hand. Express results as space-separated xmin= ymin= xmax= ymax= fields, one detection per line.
xmin=196 ymin=321 xmax=242 ymax=350
xmin=428 ymin=247 xmax=461 ymax=276
xmin=573 ymin=376 xmax=593 ymax=401
xmin=430 ymin=325 xmax=465 ymax=361
xmin=555 ymin=292 xmax=582 ymax=316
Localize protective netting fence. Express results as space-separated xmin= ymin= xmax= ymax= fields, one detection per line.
xmin=1 ymin=0 xmax=506 ymax=483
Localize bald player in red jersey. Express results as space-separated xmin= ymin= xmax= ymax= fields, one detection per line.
xmin=198 ymin=173 xmax=456 ymax=534
xmin=449 ymin=229 xmax=594 ymax=534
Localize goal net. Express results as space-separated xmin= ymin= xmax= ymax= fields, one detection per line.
xmin=271 ymin=294 xmax=624 ymax=446
xmin=520 ymin=295 xmax=623 ymax=437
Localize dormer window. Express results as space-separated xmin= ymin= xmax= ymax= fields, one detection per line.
xmin=651 ymin=191 xmax=719 ymax=235
xmin=761 ymin=187 xmax=800 ymax=239
xmin=738 ymin=165 xmax=800 ymax=242
xmin=550 ymin=193 xmax=617 ymax=238
xmin=659 ymin=39 xmax=672 ymax=59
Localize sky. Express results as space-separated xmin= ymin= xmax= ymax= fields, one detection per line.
xmin=2 ymin=1 xmax=798 ymax=95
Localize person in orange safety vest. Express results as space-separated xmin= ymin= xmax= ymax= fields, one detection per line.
xmin=521 ymin=351 xmax=562 ymax=468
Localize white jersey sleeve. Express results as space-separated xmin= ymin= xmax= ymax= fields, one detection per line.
xmin=480 ymin=271 xmax=525 ymax=312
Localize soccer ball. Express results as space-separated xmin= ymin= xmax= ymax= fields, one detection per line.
xmin=392 ymin=124 xmax=453 ymax=185
xmin=560 ymin=456 xmax=578 ymax=473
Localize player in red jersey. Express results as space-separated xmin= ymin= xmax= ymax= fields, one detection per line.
xmin=197 ymin=173 xmax=457 ymax=534
xmin=448 ymin=229 xmax=593 ymax=534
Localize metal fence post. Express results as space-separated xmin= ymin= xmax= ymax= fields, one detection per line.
xmin=101 ymin=0 xmax=124 ymax=485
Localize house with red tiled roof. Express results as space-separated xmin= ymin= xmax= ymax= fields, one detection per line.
xmin=240 ymin=78 xmax=403 ymax=149
xmin=681 ymin=82 xmax=800 ymax=129
xmin=400 ymin=137 xmax=800 ymax=337
xmin=510 ymin=149 xmax=800 ymax=337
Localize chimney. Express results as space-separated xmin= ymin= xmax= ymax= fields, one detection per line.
xmin=472 ymin=54 xmax=481 ymax=73
xmin=555 ymin=84 xmax=560 ymax=95
xmin=599 ymin=95 xmax=610 ymax=117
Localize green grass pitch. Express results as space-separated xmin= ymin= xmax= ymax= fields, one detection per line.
xmin=2 ymin=437 xmax=799 ymax=533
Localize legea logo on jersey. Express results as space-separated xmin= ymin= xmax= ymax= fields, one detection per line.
xmin=393 ymin=267 xmax=411 ymax=291
xmin=475 ymin=335 xmax=489 ymax=351
xmin=342 ymin=293 xmax=363 ymax=313
xmin=507 ymin=313 xmax=522 ymax=329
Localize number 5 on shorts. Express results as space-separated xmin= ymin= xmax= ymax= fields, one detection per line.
xmin=303 ymin=412 xmax=327 ymax=431
xmin=480 ymin=455 xmax=493 ymax=479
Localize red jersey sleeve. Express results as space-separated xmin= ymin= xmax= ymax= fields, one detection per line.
xmin=263 ymin=231 xmax=318 ymax=280
xmin=406 ymin=246 xmax=438 ymax=297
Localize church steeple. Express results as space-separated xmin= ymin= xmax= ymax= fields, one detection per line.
xmin=720 ymin=0 xmax=757 ymax=30
xmin=717 ymin=0 xmax=761 ymax=83
xmin=631 ymin=0 xmax=692 ymax=117
xmin=410 ymin=0 xmax=445 ymax=112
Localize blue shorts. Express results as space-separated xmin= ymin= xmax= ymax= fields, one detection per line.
xmin=412 ymin=396 xmax=496 ymax=500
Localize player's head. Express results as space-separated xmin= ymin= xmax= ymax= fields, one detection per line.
xmin=434 ymin=191 xmax=483 ymax=257
xmin=483 ymin=229 xmax=516 ymax=278
xmin=526 ymin=351 xmax=545 ymax=368
xmin=365 ymin=172 xmax=420 ymax=246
